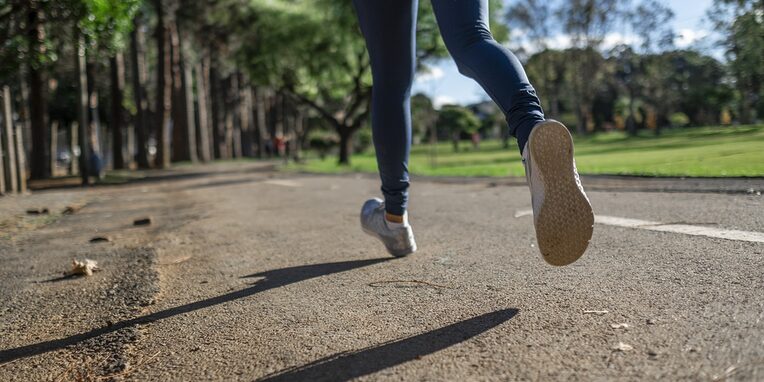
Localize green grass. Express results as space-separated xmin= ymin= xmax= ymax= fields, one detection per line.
xmin=287 ymin=125 xmax=764 ymax=177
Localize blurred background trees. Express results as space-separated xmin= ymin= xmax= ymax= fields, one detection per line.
xmin=0 ymin=0 xmax=761 ymax=187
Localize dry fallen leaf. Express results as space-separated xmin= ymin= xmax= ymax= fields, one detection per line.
xmin=66 ymin=259 xmax=100 ymax=276
xmin=612 ymin=342 xmax=634 ymax=352
xmin=583 ymin=310 xmax=609 ymax=315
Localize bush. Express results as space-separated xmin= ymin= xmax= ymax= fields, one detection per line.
xmin=307 ymin=130 xmax=338 ymax=159
xmin=669 ymin=112 xmax=690 ymax=127
xmin=355 ymin=127 xmax=373 ymax=153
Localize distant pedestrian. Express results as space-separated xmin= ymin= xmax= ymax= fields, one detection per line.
xmin=356 ymin=0 xmax=594 ymax=265
xmin=471 ymin=132 xmax=481 ymax=150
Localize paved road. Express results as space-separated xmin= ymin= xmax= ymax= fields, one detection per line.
xmin=1 ymin=163 xmax=762 ymax=381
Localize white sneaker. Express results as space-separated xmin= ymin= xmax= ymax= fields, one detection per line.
xmin=522 ymin=120 xmax=594 ymax=266
xmin=360 ymin=198 xmax=417 ymax=257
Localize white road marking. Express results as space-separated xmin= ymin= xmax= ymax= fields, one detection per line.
xmin=514 ymin=209 xmax=533 ymax=218
xmin=514 ymin=209 xmax=764 ymax=243
xmin=594 ymin=215 xmax=764 ymax=243
xmin=264 ymin=179 xmax=301 ymax=187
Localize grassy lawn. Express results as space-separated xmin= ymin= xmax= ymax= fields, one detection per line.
xmin=287 ymin=125 xmax=764 ymax=177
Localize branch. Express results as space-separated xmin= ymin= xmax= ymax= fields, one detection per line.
xmin=282 ymin=86 xmax=338 ymax=126
xmin=342 ymin=48 xmax=370 ymax=124
xmin=348 ymin=98 xmax=371 ymax=131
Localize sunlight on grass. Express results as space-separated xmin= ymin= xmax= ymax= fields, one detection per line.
xmin=287 ymin=125 xmax=764 ymax=177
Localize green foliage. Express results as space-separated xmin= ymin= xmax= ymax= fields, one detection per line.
xmin=709 ymin=0 xmax=764 ymax=122
xmin=354 ymin=127 xmax=373 ymax=153
xmin=411 ymin=93 xmax=436 ymax=143
xmin=436 ymin=105 xmax=481 ymax=145
xmin=669 ymin=113 xmax=690 ymax=127
xmin=307 ymin=129 xmax=338 ymax=159
xmin=78 ymin=0 xmax=142 ymax=54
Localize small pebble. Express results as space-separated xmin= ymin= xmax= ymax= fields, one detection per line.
xmin=612 ymin=342 xmax=633 ymax=352
xmin=134 ymin=217 xmax=152 ymax=226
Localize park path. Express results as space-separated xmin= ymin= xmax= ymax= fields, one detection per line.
xmin=1 ymin=162 xmax=762 ymax=381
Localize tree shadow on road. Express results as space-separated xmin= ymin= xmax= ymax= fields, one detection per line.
xmin=258 ymin=308 xmax=519 ymax=382
xmin=0 ymin=258 xmax=391 ymax=364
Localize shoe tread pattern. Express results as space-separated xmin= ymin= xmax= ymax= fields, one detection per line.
xmin=529 ymin=121 xmax=594 ymax=266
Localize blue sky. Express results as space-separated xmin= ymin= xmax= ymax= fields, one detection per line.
xmin=412 ymin=0 xmax=716 ymax=107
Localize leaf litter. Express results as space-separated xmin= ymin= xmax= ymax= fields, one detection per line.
xmin=66 ymin=259 xmax=101 ymax=277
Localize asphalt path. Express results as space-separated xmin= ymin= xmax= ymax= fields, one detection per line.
xmin=0 ymin=162 xmax=761 ymax=381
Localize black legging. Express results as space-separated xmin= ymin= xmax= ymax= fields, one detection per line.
xmin=354 ymin=0 xmax=545 ymax=215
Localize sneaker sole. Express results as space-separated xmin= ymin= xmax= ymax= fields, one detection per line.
xmin=361 ymin=227 xmax=417 ymax=257
xmin=528 ymin=120 xmax=594 ymax=266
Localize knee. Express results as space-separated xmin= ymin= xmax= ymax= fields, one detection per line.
xmin=443 ymin=24 xmax=494 ymax=55
xmin=442 ymin=25 xmax=494 ymax=75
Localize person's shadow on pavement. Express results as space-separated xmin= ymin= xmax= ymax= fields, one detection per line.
xmin=0 ymin=258 xmax=392 ymax=364
xmin=257 ymin=308 xmax=519 ymax=382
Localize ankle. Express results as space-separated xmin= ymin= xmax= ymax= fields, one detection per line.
xmin=385 ymin=212 xmax=409 ymax=229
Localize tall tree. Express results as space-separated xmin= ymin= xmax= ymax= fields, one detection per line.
xmin=709 ymin=0 xmax=764 ymax=123
xmin=130 ymin=15 xmax=151 ymax=168
xmin=506 ymin=0 xmax=562 ymax=117
xmin=154 ymin=0 xmax=172 ymax=168
xmin=557 ymin=0 xmax=624 ymax=133
xmin=110 ymin=52 xmax=126 ymax=168
xmin=194 ymin=58 xmax=212 ymax=161
xmin=27 ymin=3 xmax=50 ymax=179
xmin=436 ymin=105 xmax=481 ymax=152
xmin=130 ymin=15 xmax=150 ymax=168
xmin=239 ymin=1 xmax=464 ymax=164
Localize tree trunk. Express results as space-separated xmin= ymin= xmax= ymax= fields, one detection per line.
xmin=240 ymin=83 xmax=254 ymax=157
xmin=3 ymin=86 xmax=18 ymax=192
xmin=229 ymin=73 xmax=241 ymax=158
xmin=86 ymin=61 xmax=102 ymax=174
xmin=209 ymin=63 xmax=225 ymax=159
xmin=49 ymin=120 xmax=58 ymax=176
xmin=626 ymin=89 xmax=637 ymax=136
xmin=15 ymin=121 xmax=28 ymax=192
xmin=0 ymin=123 xmax=5 ymax=194
xmin=154 ymin=0 xmax=172 ymax=169
xmin=110 ymin=53 xmax=126 ymax=169
xmin=274 ymin=92 xmax=284 ymax=158
xmin=195 ymin=60 xmax=212 ymax=162
xmin=28 ymin=6 xmax=49 ymax=179
xmin=170 ymin=20 xmax=189 ymax=162
xmin=338 ymin=126 xmax=352 ymax=165
xmin=549 ymin=93 xmax=560 ymax=118
xmin=254 ymin=87 xmax=268 ymax=158
xmin=70 ymin=122 xmax=79 ymax=175
xmin=577 ymin=104 xmax=588 ymax=135
xmin=18 ymin=68 xmax=32 ymax=175
xmin=181 ymin=34 xmax=197 ymax=162
xmin=130 ymin=16 xmax=150 ymax=168
xmin=292 ymin=108 xmax=304 ymax=161
xmin=75 ymin=32 xmax=90 ymax=184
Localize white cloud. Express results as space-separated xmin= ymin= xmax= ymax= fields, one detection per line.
xmin=433 ymin=95 xmax=456 ymax=109
xmin=511 ymin=32 xmax=644 ymax=54
xmin=675 ymin=28 xmax=709 ymax=48
xmin=602 ymin=33 xmax=641 ymax=50
xmin=415 ymin=66 xmax=445 ymax=83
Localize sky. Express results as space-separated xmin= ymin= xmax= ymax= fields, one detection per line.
xmin=412 ymin=0 xmax=716 ymax=108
